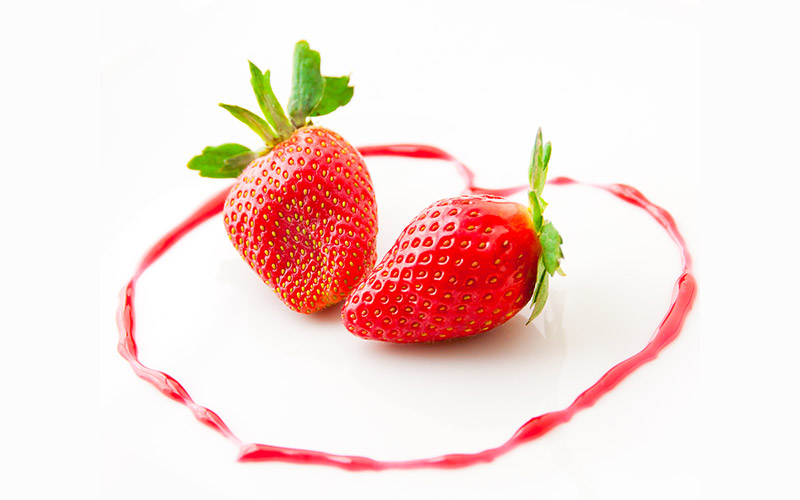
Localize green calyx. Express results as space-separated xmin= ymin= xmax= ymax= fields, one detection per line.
xmin=188 ymin=40 xmax=354 ymax=179
xmin=527 ymin=128 xmax=565 ymax=324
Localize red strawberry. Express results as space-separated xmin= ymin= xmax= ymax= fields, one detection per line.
xmin=188 ymin=41 xmax=377 ymax=313
xmin=342 ymin=129 xmax=563 ymax=342
xmin=224 ymin=127 xmax=377 ymax=313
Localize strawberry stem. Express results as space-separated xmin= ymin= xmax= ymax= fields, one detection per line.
xmin=527 ymin=128 xmax=564 ymax=323
xmin=187 ymin=41 xmax=355 ymax=179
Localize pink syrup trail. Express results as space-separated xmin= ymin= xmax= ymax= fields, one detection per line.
xmin=116 ymin=144 xmax=697 ymax=471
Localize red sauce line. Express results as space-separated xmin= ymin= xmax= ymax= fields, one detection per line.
xmin=116 ymin=144 xmax=696 ymax=471
xmin=116 ymin=189 xmax=239 ymax=442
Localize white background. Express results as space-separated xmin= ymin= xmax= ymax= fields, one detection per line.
xmin=2 ymin=0 xmax=799 ymax=498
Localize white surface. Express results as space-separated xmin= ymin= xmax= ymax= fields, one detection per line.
xmin=2 ymin=0 xmax=799 ymax=498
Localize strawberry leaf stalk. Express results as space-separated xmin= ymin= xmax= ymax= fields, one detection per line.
xmin=527 ymin=128 xmax=565 ymax=323
xmin=188 ymin=41 xmax=354 ymax=178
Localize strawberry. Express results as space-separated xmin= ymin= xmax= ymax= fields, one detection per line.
xmin=188 ymin=41 xmax=378 ymax=313
xmin=341 ymin=129 xmax=563 ymax=342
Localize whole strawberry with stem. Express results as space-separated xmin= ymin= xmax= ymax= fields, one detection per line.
xmin=341 ymin=129 xmax=563 ymax=342
xmin=188 ymin=41 xmax=378 ymax=314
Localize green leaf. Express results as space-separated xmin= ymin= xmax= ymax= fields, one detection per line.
xmin=223 ymin=149 xmax=259 ymax=171
xmin=527 ymin=260 xmax=549 ymax=323
xmin=530 ymin=128 xmax=551 ymax=197
xmin=248 ymin=62 xmax=295 ymax=139
xmin=187 ymin=143 xmax=253 ymax=178
xmin=219 ymin=104 xmax=278 ymax=146
xmin=529 ymin=191 xmax=544 ymax=233
xmin=288 ymin=41 xmax=324 ymax=128
xmin=524 ymin=127 xmax=563 ymax=322
xmin=529 ymin=128 xmax=543 ymax=192
xmin=527 ymin=127 xmax=554 ymax=234
xmin=542 ymin=142 xmax=552 ymax=171
xmin=310 ymin=76 xmax=354 ymax=117
xmin=540 ymin=222 xmax=564 ymax=276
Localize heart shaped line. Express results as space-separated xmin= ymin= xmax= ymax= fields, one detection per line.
xmin=116 ymin=145 xmax=696 ymax=470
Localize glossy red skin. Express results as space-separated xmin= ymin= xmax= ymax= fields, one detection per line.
xmin=342 ymin=195 xmax=541 ymax=342
xmin=224 ymin=126 xmax=378 ymax=314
